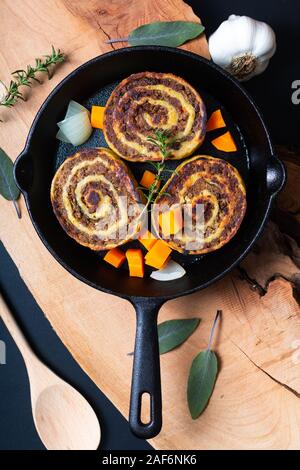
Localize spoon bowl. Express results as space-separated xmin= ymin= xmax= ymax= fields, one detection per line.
xmin=34 ymin=383 xmax=101 ymax=450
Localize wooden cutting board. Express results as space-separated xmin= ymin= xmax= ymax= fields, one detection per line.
xmin=1 ymin=0 xmax=300 ymax=450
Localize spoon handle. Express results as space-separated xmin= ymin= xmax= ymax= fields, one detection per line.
xmin=0 ymin=293 xmax=37 ymax=366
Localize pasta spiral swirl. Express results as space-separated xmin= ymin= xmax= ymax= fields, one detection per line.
xmin=51 ymin=148 xmax=144 ymax=250
xmin=103 ymin=72 xmax=206 ymax=162
xmin=153 ymin=156 xmax=247 ymax=254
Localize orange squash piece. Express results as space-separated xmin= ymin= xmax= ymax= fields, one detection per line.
xmin=212 ymin=131 xmax=237 ymax=152
xmin=91 ymin=106 xmax=105 ymax=129
xmin=140 ymin=170 xmax=159 ymax=190
xmin=139 ymin=230 xmax=157 ymax=251
xmin=104 ymin=248 xmax=126 ymax=268
xmin=145 ymin=240 xmax=172 ymax=270
xmin=126 ymin=248 xmax=144 ymax=278
xmin=206 ymin=109 xmax=226 ymax=132
xmin=159 ymin=206 xmax=183 ymax=236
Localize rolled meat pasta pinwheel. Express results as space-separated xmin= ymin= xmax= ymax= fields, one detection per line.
xmin=51 ymin=148 xmax=144 ymax=250
xmin=152 ymin=155 xmax=247 ymax=254
xmin=103 ymin=72 xmax=206 ymax=162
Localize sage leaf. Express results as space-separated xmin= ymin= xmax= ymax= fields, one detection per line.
xmin=187 ymin=349 xmax=218 ymax=419
xmin=128 ymin=21 xmax=205 ymax=47
xmin=158 ymin=318 xmax=200 ymax=354
xmin=187 ymin=310 xmax=221 ymax=419
xmin=127 ymin=317 xmax=200 ymax=356
xmin=0 ymin=147 xmax=21 ymax=218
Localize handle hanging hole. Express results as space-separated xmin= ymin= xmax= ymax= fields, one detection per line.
xmin=140 ymin=392 xmax=151 ymax=425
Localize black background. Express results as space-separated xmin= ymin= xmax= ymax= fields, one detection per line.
xmin=193 ymin=0 xmax=300 ymax=146
xmin=0 ymin=0 xmax=299 ymax=450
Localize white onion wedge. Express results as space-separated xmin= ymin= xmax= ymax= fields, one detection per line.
xmin=55 ymin=128 xmax=71 ymax=143
xmin=150 ymin=260 xmax=186 ymax=281
xmin=65 ymin=100 xmax=88 ymax=119
xmin=56 ymin=101 xmax=92 ymax=146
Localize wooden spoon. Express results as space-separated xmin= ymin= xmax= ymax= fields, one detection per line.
xmin=0 ymin=294 xmax=101 ymax=450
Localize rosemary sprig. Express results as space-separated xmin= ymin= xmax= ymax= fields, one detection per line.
xmin=137 ymin=130 xmax=171 ymax=222
xmin=0 ymin=46 xmax=65 ymax=112
xmin=147 ymin=130 xmax=169 ymax=157
xmin=144 ymin=130 xmax=170 ymax=206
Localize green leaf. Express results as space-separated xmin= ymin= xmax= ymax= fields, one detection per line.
xmin=0 ymin=147 xmax=20 ymax=201
xmin=187 ymin=310 xmax=221 ymax=419
xmin=187 ymin=349 xmax=218 ymax=419
xmin=158 ymin=318 xmax=200 ymax=354
xmin=128 ymin=21 xmax=205 ymax=47
xmin=127 ymin=317 xmax=200 ymax=356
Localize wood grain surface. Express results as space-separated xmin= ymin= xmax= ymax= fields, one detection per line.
xmin=0 ymin=0 xmax=300 ymax=450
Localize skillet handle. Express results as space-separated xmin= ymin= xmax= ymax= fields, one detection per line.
xmin=129 ymin=298 xmax=164 ymax=439
xmin=266 ymin=155 xmax=286 ymax=197
xmin=14 ymin=151 xmax=33 ymax=194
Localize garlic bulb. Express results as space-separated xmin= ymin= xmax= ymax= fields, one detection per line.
xmin=0 ymin=81 xmax=7 ymax=102
xmin=208 ymin=15 xmax=276 ymax=81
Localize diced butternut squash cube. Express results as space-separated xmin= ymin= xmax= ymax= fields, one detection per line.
xmin=206 ymin=109 xmax=226 ymax=132
xmin=140 ymin=170 xmax=159 ymax=190
xmin=145 ymin=240 xmax=172 ymax=270
xmin=91 ymin=106 xmax=105 ymax=129
xmin=211 ymin=131 xmax=237 ymax=152
xmin=104 ymin=248 xmax=126 ymax=268
xmin=159 ymin=206 xmax=183 ymax=236
xmin=139 ymin=230 xmax=157 ymax=250
xmin=126 ymin=248 xmax=144 ymax=278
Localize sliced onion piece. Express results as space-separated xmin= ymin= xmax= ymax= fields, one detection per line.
xmin=150 ymin=260 xmax=186 ymax=281
xmin=56 ymin=128 xmax=71 ymax=143
xmin=65 ymin=100 xmax=88 ymax=119
xmin=56 ymin=100 xmax=92 ymax=146
xmin=57 ymin=109 xmax=92 ymax=146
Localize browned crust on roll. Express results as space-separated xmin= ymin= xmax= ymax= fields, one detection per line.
xmin=50 ymin=147 xmax=144 ymax=250
xmin=103 ymin=72 xmax=206 ymax=162
xmin=152 ymin=155 xmax=247 ymax=254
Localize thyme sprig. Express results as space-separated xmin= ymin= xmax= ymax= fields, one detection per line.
xmin=0 ymin=46 xmax=65 ymax=111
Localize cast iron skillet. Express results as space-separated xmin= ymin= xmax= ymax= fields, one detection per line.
xmin=14 ymin=46 xmax=285 ymax=439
